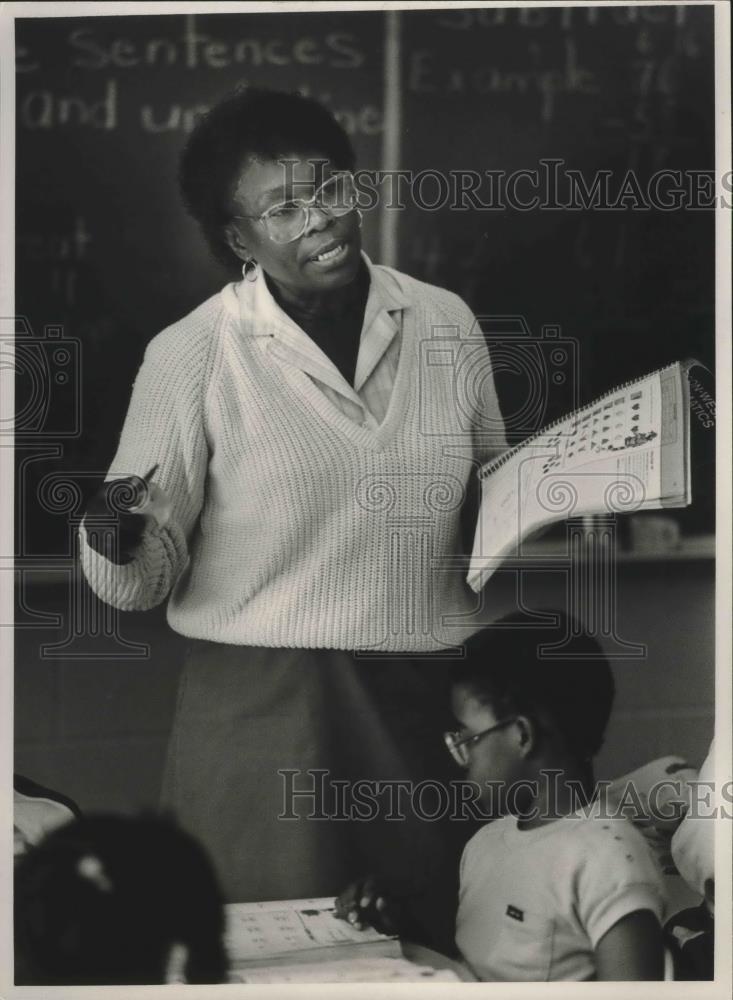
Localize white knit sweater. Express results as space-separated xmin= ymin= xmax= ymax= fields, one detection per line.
xmin=79 ymin=264 xmax=506 ymax=651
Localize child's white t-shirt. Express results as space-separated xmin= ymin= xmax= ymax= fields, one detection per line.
xmin=455 ymin=809 xmax=666 ymax=981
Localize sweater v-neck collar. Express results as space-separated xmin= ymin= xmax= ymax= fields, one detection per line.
xmin=266 ymin=301 xmax=415 ymax=451
xmin=229 ymin=255 xmax=414 ymax=449
xmin=236 ymin=255 xmax=406 ymax=390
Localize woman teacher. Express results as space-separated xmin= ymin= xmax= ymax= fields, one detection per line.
xmin=80 ymin=89 xmax=506 ymax=923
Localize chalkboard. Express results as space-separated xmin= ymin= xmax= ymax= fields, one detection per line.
xmin=14 ymin=7 xmax=716 ymax=554
xmin=396 ymin=5 xmax=716 ymax=532
xmin=398 ymin=6 xmax=715 ymax=386
xmin=14 ymin=11 xmax=386 ymax=554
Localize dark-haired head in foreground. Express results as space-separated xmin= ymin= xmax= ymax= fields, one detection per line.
xmin=449 ymin=611 xmax=615 ymax=818
xmin=14 ymin=813 xmax=227 ymax=985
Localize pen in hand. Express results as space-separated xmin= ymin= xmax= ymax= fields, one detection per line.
xmin=334 ymin=877 xmax=401 ymax=936
xmin=103 ymin=464 xmax=159 ymax=515
xmin=130 ymin=464 xmax=159 ymax=510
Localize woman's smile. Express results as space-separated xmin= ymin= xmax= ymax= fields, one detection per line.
xmin=305 ymin=238 xmax=352 ymax=268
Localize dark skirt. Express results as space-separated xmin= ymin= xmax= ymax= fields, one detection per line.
xmin=160 ymin=641 xmax=469 ymax=943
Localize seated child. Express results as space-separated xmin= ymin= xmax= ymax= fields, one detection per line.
xmin=336 ymin=612 xmax=667 ymax=981
xmin=14 ymin=813 xmax=228 ymax=985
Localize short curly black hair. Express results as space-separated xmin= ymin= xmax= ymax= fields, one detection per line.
xmin=452 ymin=611 xmax=615 ymax=764
xmin=179 ymin=88 xmax=356 ymax=270
xmin=14 ymin=813 xmax=227 ymax=985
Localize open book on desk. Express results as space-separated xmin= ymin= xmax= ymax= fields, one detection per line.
xmin=225 ymin=897 xmax=462 ymax=983
xmin=225 ymin=896 xmax=399 ymax=968
xmin=468 ymin=360 xmax=694 ymax=592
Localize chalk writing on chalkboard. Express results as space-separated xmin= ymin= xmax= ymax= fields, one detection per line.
xmin=431 ymin=7 xmax=690 ymax=30
xmin=17 ymin=14 xmax=383 ymax=136
xmin=407 ymin=39 xmax=601 ymax=126
xmin=22 ymin=15 xmax=364 ymax=71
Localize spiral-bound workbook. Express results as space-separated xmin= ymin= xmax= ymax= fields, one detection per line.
xmin=467 ymin=360 xmax=694 ymax=592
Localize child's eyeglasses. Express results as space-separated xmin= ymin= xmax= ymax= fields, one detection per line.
xmin=443 ymin=717 xmax=517 ymax=767
xmin=233 ymin=172 xmax=358 ymax=245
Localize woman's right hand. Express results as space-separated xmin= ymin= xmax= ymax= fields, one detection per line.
xmin=84 ymin=474 xmax=172 ymax=565
xmin=334 ymin=875 xmax=403 ymax=936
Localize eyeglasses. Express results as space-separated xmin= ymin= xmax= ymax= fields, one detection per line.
xmin=443 ymin=717 xmax=517 ymax=767
xmin=233 ymin=172 xmax=359 ymax=245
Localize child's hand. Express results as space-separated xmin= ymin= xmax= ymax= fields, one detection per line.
xmin=334 ymin=876 xmax=402 ymax=936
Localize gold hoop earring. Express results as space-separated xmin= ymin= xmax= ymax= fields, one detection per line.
xmin=356 ymin=208 xmax=363 ymax=228
xmin=242 ymin=258 xmax=259 ymax=282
